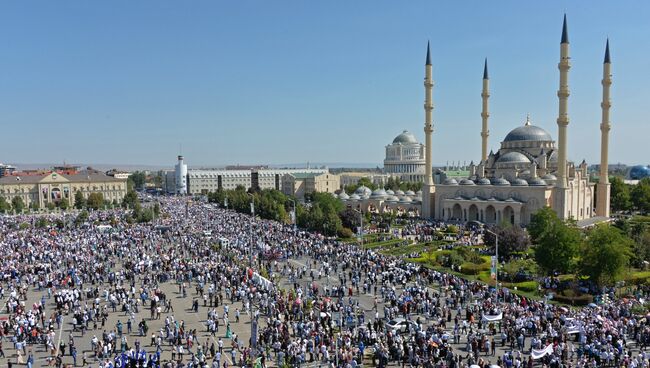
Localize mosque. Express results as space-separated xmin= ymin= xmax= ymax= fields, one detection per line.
xmin=426 ymin=16 xmax=612 ymax=225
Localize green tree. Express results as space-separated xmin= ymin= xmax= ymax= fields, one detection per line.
xmin=0 ymin=196 xmax=10 ymax=213
xmin=483 ymin=223 xmax=531 ymax=261
xmin=74 ymin=191 xmax=86 ymax=209
xmin=75 ymin=209 xmax=89 ymax=225
xmin=610 ymin=176 xmax=631 ymax=212
xmin=631 ymin=178 xmax=650 ymax=214
xmin=11 ymin=196 xmax=25 ymax=213
xmin=86 ymin=193 xmax=104 ymax=210
xmin=57 ymin=199 xmax=70 ymax=211
xmin=122 ymin=190 xmax=138 ymax=209
xmin=46 ymin=202 xmax=56 ymax=211
xmin=531 ymin=207 xmax=581 ymax=275
xmin=130 ymin=171 xmax=146 ymax=190
xmin=153 ymin=202 xmax=161 ymax=217
xmin=579 ymin=224 xmax=633 ymax=286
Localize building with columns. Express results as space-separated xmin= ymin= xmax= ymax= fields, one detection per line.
xmin=383 ymin=130 xmax=426 ymax=182
xmin=424 ymin=16 xmax=612 ymax=226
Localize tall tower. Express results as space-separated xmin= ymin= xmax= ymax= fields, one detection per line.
xmin=481 ymin=58 xmax=490 ymax=163
xmin=422 ymin=42 xmax=435 ymax=218
xmin=596 ymin=40 xmax=612 ymax=217
xmin=556 ymin=14 xmax=571 ymax=189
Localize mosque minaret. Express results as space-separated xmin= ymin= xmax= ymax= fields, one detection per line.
xmin=596 ymin=40 xmax=612 ymax=217
xmin=481 ymin=58 xmax=490 ymax=163
xmin=422 ymin=41 xmax=435 ymax=218
xmin=556 ymin=14 xmax=571 ymax=190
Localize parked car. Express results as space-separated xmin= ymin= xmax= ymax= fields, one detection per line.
xmin=385 ymin=318 xmax=418 ymax=335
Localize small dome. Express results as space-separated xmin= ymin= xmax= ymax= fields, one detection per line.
xmin=399 ymin=196 xmax=413 ymax=203
xmin=338 ymin=192 xmax=350 ymax=200
xmin=497 ymin=151 xmax=531 ymax=164
xmin=541 ymin=173 xmax=557 ymax=181
xmin=504 ymin=124 xmax=553 ymax=142
xmin=416 ymin=190 xmax=422 ymax=196
xmin=477 ymin=178 xmax=491 ymax=185
xmin=370 ymin=189 xmax=388 ymax=199
xmin=528 ymin=177 xmax=547 ymax=186
xmin=492 ymin=177 xmax=511 ymax=186
xmin=386 ymin=189 xmax=395 ymax=195
xmin=395 ymin=190 xmax=405 ymax=196
xmin=459 ymin=179 xmax=476 ymax=185
xmin=443 ymin=178 xmax=458 ymax=185
xmin=511 ymin=178 xmax=529 ymax=186
xmin=386 ymin=195 xmax=399 ymax=202
xmin=331 ymin=192 xmax=338 ymax=198
xmin=549 ymin=151 xmax=558 ymax=162
xmin=349 ymin=194 xmax=361 ymax=200
xmin=392 ymin=130 xmax=418 ymax=144
xmin=405 ymin=190 xmax=416 ymax=196
xmin=354 ymin=185 xmax=372 ymax=196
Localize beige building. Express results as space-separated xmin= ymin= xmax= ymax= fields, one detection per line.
xmin=340 ymin=172 xmax=391 ymax=188
xmin=0 ymin=171 xmax=128 ymax=209
xmin=423 ymin=16 xmax=611 ymax=225
xmin=281 ymin=172 xmax=340 ymax=199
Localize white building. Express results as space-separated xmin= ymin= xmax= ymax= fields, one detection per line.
xmin=384 ymin=130 xmax=426 ymax=183
xmin=175 ymin=156 xmax=188 ymax=195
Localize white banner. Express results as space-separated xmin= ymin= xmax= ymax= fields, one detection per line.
xmin=481 ymin=312 xmax=503 ymax=322
xmin=531 ymin=344 xmax=554 ymax=360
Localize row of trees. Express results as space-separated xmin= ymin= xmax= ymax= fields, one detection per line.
xmin=610 ymin=176 xmax=650 ymax=213
xmin=529 ymin=207 xmax=635 ymax=286
xmin=484 ymin=206 xmax=649 ymax=286
xmin=207 ymin=187 xmax=353 ymax=237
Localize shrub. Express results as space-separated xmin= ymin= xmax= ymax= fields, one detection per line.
xmin=514 ymin=281 xmax=538 ymax=293
xmin=459 ymin=262 xmax=489 ymax=275
xmin=553 ymin=290 xmax=594 ymax=306
xmin=338 ymin=227 xmax=354 ymax=239
xmin=454 ymin=247 xmax=485 ymax=264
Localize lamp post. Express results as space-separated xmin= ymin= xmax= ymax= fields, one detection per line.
xmin=484 ymin=228 xmax=499 ymax=303
xmin=287 ymin=198 xmax=296 ymax=232
xmin=353 ymin=208 xmax=363 ymax=248
xmin=247 ymin=193 xmax=255 ymax=267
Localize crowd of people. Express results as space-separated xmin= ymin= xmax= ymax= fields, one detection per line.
xmin=0 ymin=196 xmax=649 ymax=368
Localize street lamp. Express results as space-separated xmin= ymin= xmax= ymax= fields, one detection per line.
xmin=484 ymin=227 xmax=499 ymax=303
xmin=247 ymin=193 xmax=255 ymax=267
xmin=353 ymin=208 xmax=363 ymax=248
xmin=287 ymin=198 xmax=296 ymax=232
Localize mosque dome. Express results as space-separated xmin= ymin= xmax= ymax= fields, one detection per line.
xmin=459 ymin=179 xmax=476 ymax=185
xmin=443 ymin=178 xmax=458 ymax=185
xmin=370 ymin=188 xmax=388 ymax=199
xmin=492 ymin=177 xmax=511 ymax=186
xmin=497 ymin=151 xmax=531 ymax=164
xmin=386 ymin=189 xmax=395 ymax=195
xmin=504 ymin=124 xmax=553 ymax=142
xmin=405 ymin=190 xmax=416 ymax=196
xmin=392 ymin=130 xmax=418 ymax=144
xmin=395 ymin=190 xmax=405 ymax=196
xmin=477 ymin=178 xmax=491 ymax=185
xmin=386 ymin=195 xmax=399 ymax=202
xmin=399 ymin=196 xmax=413 ymax=203
xmin=338 ymin=192 xmax=350 ymax=200
xmin=528 ymin=177 xmax=548 ymax=186
xmin=541 ymin=173 xmax=557 ymax=181
xmin=349 ymin=194 xmax=361 ymax=201
xmin=355 ymin=186 xmax=372 ymax=197
xmin=511 ymin=178 xmax=529 ymax=186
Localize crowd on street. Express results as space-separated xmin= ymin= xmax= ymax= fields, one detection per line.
xmin=1 ymin=196 xmax=649 ymax=368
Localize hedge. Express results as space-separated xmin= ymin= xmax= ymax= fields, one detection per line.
xmin=553 ymin=290 xmax=594 ymax=306
xmin=459 ymin=262 xmax=490 ymax=275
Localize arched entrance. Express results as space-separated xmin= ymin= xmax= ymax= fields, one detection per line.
xmin=503 ymin=206 xmax=515 ymax=225
xmin=485 ymin=205 xmax=496 ymax=224
xmin=452 ymin=204 xmax=462 ymax=220
xmin=468 ymin=204 xmax=479 ymax=222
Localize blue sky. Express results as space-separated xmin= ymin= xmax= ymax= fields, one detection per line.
xmin=0 ymin=1 xmax=647 ymax=167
